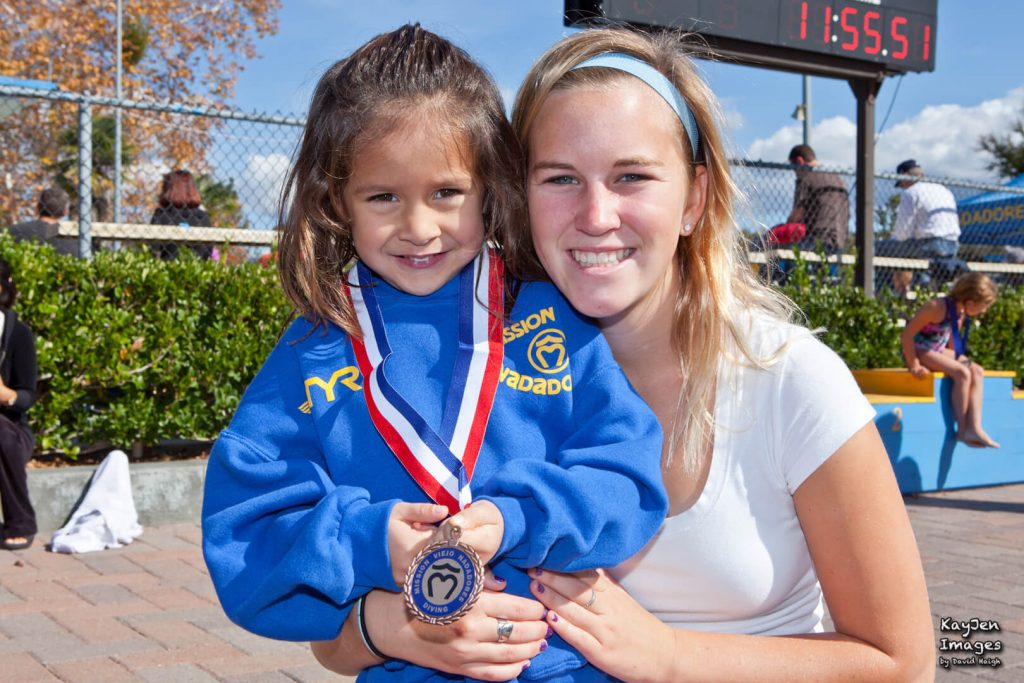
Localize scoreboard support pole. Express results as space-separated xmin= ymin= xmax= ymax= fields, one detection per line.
xmin=851 ymin=77 xmax=883 ymax=297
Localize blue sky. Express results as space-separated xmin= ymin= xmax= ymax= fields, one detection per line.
xmin=227 ymin=1 xmax=1023 ymax=184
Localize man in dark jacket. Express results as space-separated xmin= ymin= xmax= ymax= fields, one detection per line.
xmin=8 ymin=187 xmax=79 ymax=257
xmin=786 ymin=144 xmax=850 ymax=252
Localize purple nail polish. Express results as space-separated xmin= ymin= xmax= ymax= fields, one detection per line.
xmin=522 ymin=661 xmax=531 ymax=671
xmin=536 ymin=582 xmax=545 ymax=594
xmin=533 ymin=568 xmax=543 ymax=577
xmin=545 ymin=626 xmax=553 ymax=638
xmin=539 ymin=640 xmax=548 ymax=652
xmin=541 ymin=608 xmax=549 ymax=619
xmin=494 ymin=575 xmax=506 ymax=583
xmin=551 ymin=612 xmax=559 ymax=623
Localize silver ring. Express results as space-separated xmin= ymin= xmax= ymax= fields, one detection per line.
xmin=496 ymin=618 xmax=514 ymax=643
xmin=584 ymin=588 xmax=597 ymax=609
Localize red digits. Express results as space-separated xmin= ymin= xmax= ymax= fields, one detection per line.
xmin=863 ymin=11 xmax=881 ymax=55
xmin=840 ymin=6 xmax=858 ymax=50
xmin=922 ymin=24 xmax=931 ymax=61
xmin=800 ymin=1 xmax=808 ymax=40
xmin=891 ymin=16 xmax=909 ymax=59
xmin=823 ymin=5 xmax=831 ymax=44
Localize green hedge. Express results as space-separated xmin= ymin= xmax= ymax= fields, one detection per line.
xmin=1 ymin=236 xmax=290 ymax=455
xmin=779 ymin=254 xmax=1024 ymax=387
xmin=3 ymin=238 xmax=1021 ymax=456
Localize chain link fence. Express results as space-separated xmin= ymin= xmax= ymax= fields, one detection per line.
xmin=0 ymin=81 xmax=301 ymax=262
xmin=3 ymin=82 xmax=1023 ymax=287
xmin=730 ymin=160 xmax=1024 ymax=291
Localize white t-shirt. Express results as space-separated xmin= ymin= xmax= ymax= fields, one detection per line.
xmin=611 ymin=317 xmax=875 ymax=636
xmin=892 ymin=181 xmax=961 ymax=242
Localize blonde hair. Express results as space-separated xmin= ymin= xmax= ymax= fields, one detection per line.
xmin=950 ymin=272 xmax=998 ymax=307
xmin=511 ymin=28 xmax=796 ymax=471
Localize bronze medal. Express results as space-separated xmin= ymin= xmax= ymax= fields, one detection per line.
xmin=403 ymin=523 xmax=483 ymax=625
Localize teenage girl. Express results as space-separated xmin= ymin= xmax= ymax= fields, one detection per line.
xmin=901 ymin=272 xmax=1000 ymax=448
xmin=201 ymin=24 xmax=668 ymax=682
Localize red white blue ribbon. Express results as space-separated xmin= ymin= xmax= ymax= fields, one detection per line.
xmin=344 ymin=249 xmax=504 ymax=514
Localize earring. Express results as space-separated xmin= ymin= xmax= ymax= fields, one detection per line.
xmin=683 ymin=223 xmax=693 ymax=235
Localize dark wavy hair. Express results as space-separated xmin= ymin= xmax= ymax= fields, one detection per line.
xmin=0 ymin=258 xmax=18 ymax=310
xmin=276 ymin=23 xmax=526 ymax=335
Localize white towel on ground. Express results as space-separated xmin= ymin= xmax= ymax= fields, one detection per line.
xmin=50 ymin=449 xmax=144 ymax=553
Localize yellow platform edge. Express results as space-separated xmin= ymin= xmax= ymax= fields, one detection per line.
xmin=852 ymin=368 xmax=1018 ymax=402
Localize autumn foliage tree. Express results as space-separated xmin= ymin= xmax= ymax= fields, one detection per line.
xmin=0 ymin=0 xmax=280 ymax=226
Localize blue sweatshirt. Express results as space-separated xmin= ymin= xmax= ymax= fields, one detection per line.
xmin=202 ymin=271 xmax=667 ymax=682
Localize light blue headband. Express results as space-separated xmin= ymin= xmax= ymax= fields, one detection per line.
xmin=570 ymin=52 xmax=700 ymax=162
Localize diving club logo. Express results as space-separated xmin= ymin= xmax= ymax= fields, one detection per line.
xmin=404 ymin=535 xmax=483 ymax=624
xmin=527 ymin=328 xmax=568 ymax=374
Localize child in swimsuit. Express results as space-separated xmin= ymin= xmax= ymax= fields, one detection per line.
xmin=900 ymin=272 xmax=999 ymax=448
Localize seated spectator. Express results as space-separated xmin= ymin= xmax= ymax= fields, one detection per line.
xmin=150 ymin=170 xmax=213 ymax=260
xmin=879 ymin=159 xmax=961 ymax=258
xmin=0 ymin=258 xmax=39 ymax=551
xmin=785 ymin=144 xmax=850 ymax=254
xmin=8 ymin=187 xmax=79 ymax=257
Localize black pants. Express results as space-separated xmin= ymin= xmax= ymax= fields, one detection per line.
xmin=0 ymin=414 xmax=36 ymax=537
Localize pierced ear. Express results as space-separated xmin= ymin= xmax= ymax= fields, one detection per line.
xmin=680 ymin=165 xmax=709 ymax=236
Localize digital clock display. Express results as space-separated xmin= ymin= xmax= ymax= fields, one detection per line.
xmin=568 ymin=0 xmax=937 ymax=73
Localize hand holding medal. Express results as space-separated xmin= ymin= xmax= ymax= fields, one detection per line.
xmin=403 ymin=501 xmax=505 ymax=625
xmin=404 ymin=520 xmax=485 ymax=624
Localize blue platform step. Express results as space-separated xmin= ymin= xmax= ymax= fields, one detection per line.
xmin=852 ymin=369 xmax=1023 ymax=494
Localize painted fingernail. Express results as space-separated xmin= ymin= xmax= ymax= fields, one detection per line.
xmin=494 ymin=575 xmax=506 ymax=583
xmin=551 ymin=612 xmax=559 ymax=623
xmin=522 ymin=661 xmax=531 ymax=671
xmin=539 ymin=640 xmax=548 ymax=652
xmin=533 ymin=568 xmax=543 ymax=577
xmin=541 ymin=608 xmax=549 ymax=619
xmin=545 ymin=626 xmax=553 ymax=638
xmin=536 ymin=582 xmax=545 ymax=594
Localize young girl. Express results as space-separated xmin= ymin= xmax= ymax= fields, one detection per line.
xmin=201 ymin=24 xmax=667 ymax=681
xmin=901 ymin=271 xmax=1000 ymax=448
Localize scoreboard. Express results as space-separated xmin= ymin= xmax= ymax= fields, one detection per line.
xmin=565 ymin=0 xmax=938 ymax=75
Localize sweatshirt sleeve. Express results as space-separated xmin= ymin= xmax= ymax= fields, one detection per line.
xmin=477 ymin=345 xmax=667 ymax=572
xmin=201 ymin=331 xmax=397 ymax=642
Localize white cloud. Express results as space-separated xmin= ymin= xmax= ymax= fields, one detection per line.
xmin=743 ymin=86 xmax=1024 ymax=181
xmin=722 ymin=106 xmax=745 ymax=135
xmin=244 ymin=153 xmax=292 ymax=229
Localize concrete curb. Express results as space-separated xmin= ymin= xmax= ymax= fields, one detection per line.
xmin=27 ymin=458 xmax=206 ymax=534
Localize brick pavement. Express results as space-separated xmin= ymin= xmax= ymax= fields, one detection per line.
xmin=0 ymin=486 xmax=1022 ymax=682
xmin=905 ymin=484 xmax=1024 ymax=682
